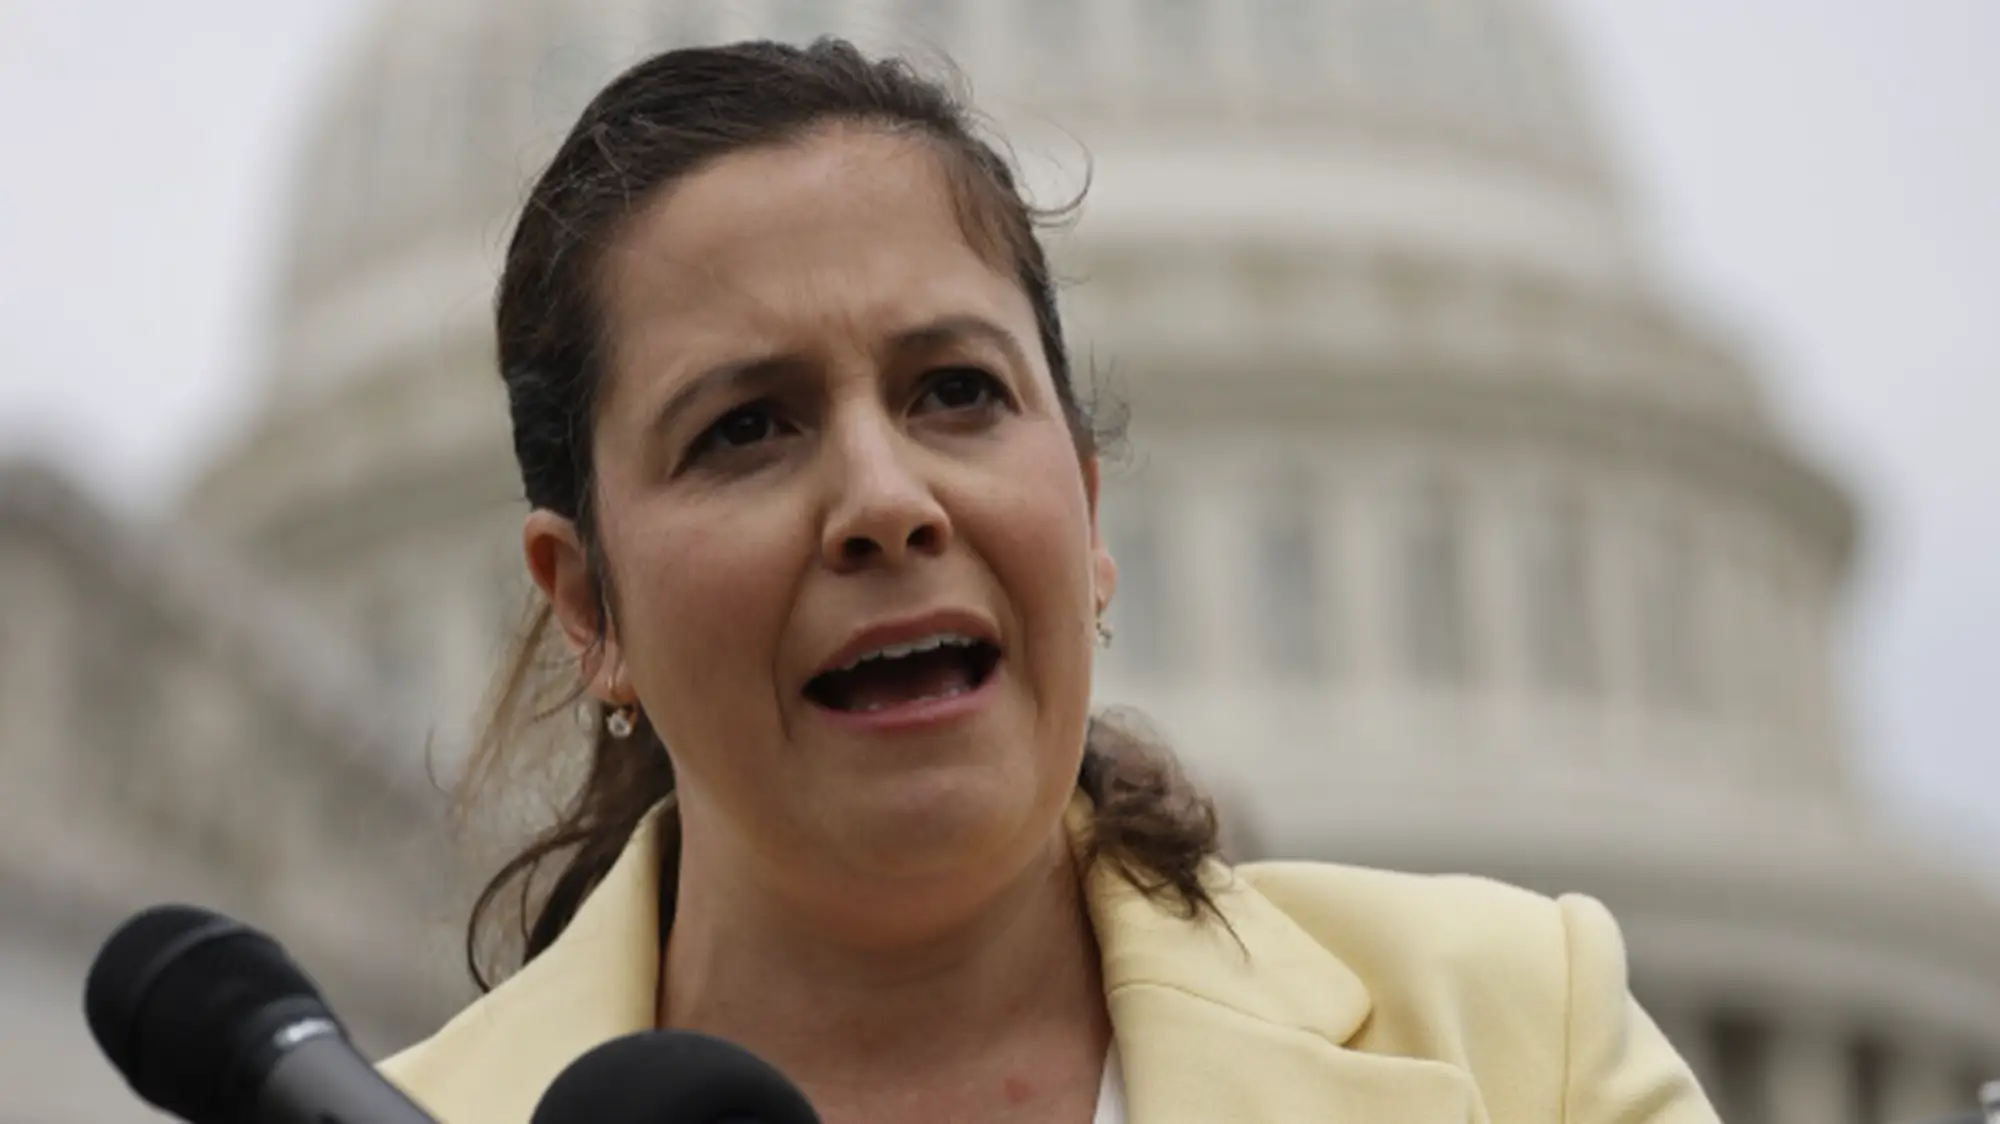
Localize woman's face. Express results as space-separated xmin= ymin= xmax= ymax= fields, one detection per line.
xmin=530 ymin=125 xmax=1115 ymax=915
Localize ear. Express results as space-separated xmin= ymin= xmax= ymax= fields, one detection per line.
xmin=1081 ymin=455 xmax=1118 ymax=617
xmin=523 ymin=509 xmax=632 ymax=705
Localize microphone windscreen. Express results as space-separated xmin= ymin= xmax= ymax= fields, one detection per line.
xmin=531 ymin=1030 xmax=821 ymax=1124
xmin=84 ymin=904 xmax=332 ymax=1122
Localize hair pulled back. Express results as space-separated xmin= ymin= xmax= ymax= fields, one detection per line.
xmin=465 ymin=37 xmax=1221 ymax=991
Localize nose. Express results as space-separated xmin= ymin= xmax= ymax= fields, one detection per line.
xmin=819 ymin=411 xmax=952 ymax=571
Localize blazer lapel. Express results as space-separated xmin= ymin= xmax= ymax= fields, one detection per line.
xmin=1075 ymin=801 xmax=1486 ymax=1123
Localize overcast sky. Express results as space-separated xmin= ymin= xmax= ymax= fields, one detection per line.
xmin=1 ymin=0 xmax=1994 ymax=870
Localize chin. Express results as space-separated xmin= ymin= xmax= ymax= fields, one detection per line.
xmin=827 ymin=763 xmax=1052 ymax=881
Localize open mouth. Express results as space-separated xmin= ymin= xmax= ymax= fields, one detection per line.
xmin=804 ymin=638 xmax=1002 ymax=713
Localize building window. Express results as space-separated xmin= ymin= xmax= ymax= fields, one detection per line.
xmin=1253 ymin=497 xmax=1325 ymax=679
xmin=649 ymin=5 xmax=710 ymax=47
xmin=74 ymin=610 xmax=144 ymax=803
xmin=1707 ymin=1014 xmax=1769 ymax=1124
xmin=1847 ymin=1037 xmax=1889 ymax=1124
xmin=1019 ymin=0 xmax=1081 ymax=81
xmin=533 ymin=33 xmax=616 ymax=131
xmin=1637 ymin=521 xmax=1705 ymax=709
xmin=1349 ymin=0 xmax=1435 ymax=79
xmin=1522 ymin=493 xmax=1597 ymax=694
xmin=769 ymin=0 xmax=837 ymax=45
xmin=1765 ymin=567 xmax=1797 ymax=722
xmin=1104 ymin=498 xmax=1170 ymax=676
xmin=1254 ymin=0 xmax=1324 ymax=75
xmin=1147 ymin=0 xmax=1212 ymax=95
xmin=490 ymin=560 xmax=530 ymax=660
xmin=1399 ymin=477 xmax=1471 ymax=684
xmin=365 ymin=588 xmax=432 ymax=724
xmin=1955 ymin=1062 xmax=1994 ymax=1116
xmin=903 ymin=0 xmax=959 ymax=39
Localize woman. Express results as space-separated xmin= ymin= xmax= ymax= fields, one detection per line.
xmin=382 ymin=38 xmax=1720 ymax=1124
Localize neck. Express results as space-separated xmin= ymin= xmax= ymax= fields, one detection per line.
xmin=659 ymin=820 xmax=1109 ymax=1100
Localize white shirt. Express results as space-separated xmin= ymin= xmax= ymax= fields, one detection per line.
xmin=1093 ymin=1039 xmax=1126 ymax=1124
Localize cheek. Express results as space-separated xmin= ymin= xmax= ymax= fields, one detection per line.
xmin=614 ymin=504 xmax=800 ymax=734
xmin=976 ymin=433 xmax=1097 ymax=653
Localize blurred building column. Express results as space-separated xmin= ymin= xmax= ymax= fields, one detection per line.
xmin=1337 ymin=461 xmax=1392 ymax=686
xmin=1465 ymin=466 xmax=1529 ymax=763
xmin=1466 ymin=468 xmax=1521 ymax=690
xmin=1881 ymin=1045 xmax=1968 ymax=1124
xmin=1650 ymin=1005 xmax=1719 ymax=1104
xmin=1181 ymin=460 xmax=1244 ymax=684
xmin=1765 ymin=1021 xmax=1851 ymax=1124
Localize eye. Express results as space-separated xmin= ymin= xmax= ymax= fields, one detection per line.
xmin=688 ymin=401 xmax=792 ymax=462
xmin=914 ymin=367 xmax=1010 ymax=415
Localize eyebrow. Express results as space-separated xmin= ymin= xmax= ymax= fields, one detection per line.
xmin=891 ymin=314 xmax=1032 ymax=375
xmin=643 ymin=313 xmax=1033 ymax=442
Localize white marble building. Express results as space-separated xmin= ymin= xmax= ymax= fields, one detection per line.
xmin=3 ymin=1 xmax=1997 ymax=1121
xmin=0 ymin=465 xmax=464 ymax=1121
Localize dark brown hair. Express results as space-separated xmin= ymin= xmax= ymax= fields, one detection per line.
xmin=464 ymin=37 xmax=1221 ymax=991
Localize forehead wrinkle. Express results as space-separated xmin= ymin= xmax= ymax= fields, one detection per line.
xmin=595 ymin=128 xmax=1031 ymax=402
xmin=597 ymin=228 xmax=800 ymax=391
xmin=621 ymin=128 xmax=1000 ymax=286
xmin=624 ymin=229 xmax=1009 ymax=366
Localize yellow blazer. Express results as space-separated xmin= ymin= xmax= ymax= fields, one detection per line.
xmin=382 ymin=797 xmax=1719 ymax=1123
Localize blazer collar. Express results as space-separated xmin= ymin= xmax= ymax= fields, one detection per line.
xmin=1067 ymin=798 xmax=1403 ymax=1122
xmin=1067 ymin=796 xmax=1372 ymax=1044
xmin=396 ymin=793 xmax=1383 ymax=1122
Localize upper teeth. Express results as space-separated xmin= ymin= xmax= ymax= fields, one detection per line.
xmin=836 ymin=632 xmax=979 ymax=673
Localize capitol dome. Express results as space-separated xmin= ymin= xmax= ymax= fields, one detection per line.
xmin=193 ymin=0 xmax=1775 ymax=580
xmin=276 ymin=0 xmax=1631 ymax=311
xmin=180 ymin=3 xmax=2000 ymax=1119
xmin=232 ymin=0 xmax=1775 ymax=427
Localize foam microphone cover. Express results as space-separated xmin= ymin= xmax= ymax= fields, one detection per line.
xmin=531 ymin=1030 xmax=821 ymax=1124
xmin=84 ymin=904 xmax=335 ymax=1122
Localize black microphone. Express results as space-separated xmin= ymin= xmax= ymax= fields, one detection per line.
xmin=84 ymin=903 xmax=438 ymax=1124
xmin=531 ymin=1030 xmax=821 ymax=1124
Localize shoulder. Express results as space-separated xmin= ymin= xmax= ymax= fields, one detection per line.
xmin=1224 ymin=861 xmax=1718 ymax=1124
xmin=1235 ymin=858 xmax=1597 ymax=973
xmin=1237 ymin=858 xmax=1565 ymax=924
xmin=1231 ymin=860 xmax=1629 ymax=1055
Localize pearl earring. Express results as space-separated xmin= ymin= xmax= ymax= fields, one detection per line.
xmin=605 ymin=705 xmax=636 ymax=739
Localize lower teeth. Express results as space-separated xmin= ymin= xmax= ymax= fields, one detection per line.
xmin=857 ymin=683 xmax=971 ymax=713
